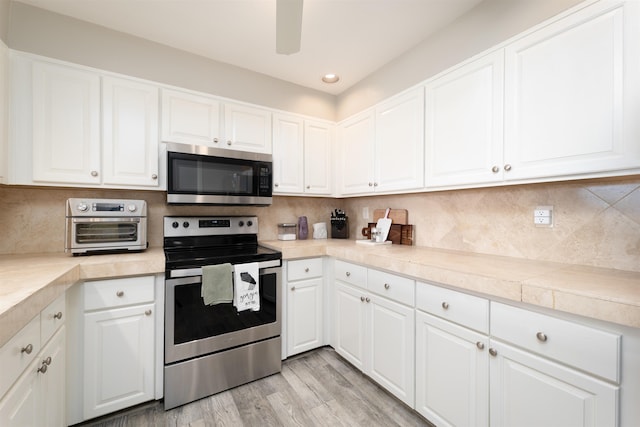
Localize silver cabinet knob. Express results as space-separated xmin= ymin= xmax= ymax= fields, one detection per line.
xmin=384 ymin=283 xmax=390 ymax=290
xmin=476 ymin=341 xmax=485 ymax=350
xmin=91 ymin=170 xmax=98 ymax=177
xmin=365 ymin=297 xmax=371 ymax=303
xmin=504 ymin=164 xmax=512 ymax=172
xmin=291 ymin=286 xmax=296 ymax=291
xmin=145 ymin=309 xmax=152 ymax=316
xmin=43 ymin=356 xmax=52 ymax=366
xmin=151 ymin=174 xmax=158 ymax=180
xmin=368 ymin=182 xmax=373 ymax=187
xmin=53 ymin=312 xmax=63 ymax=320
xmin=360 ymin=296 xmax=365 ymax=302
xmin=491 ymin=166 xmax=500 ymax=173
xmin=373 ymin=182 xmax=378 ymax=187
xmin=274 ymin=183 xmax=279 ymax=187
xmin=489 ymin=348 xmax=498 ymax=357
xmin=442 ymin=302 xmax=449 ymax=310
xmin=116 ymin=290 xmax=124 ymax=297
xmin=306 ymin=185 xmax=310 ymax=189
xmin=21 ymin=344 xmax=33 ymax=354
xmin=346 ymin=272 xmax=351 ymax=277
xmin=536 ymin=332 xmax=548 ymax=342
xmin=304 ymin=268 xmax=309 ymax=273
xmin=213 ymin=138 xmax=219 ymax=143
xmin=37 ymin=364 xmax=48 ymax=374
xmin=227 ymin=140 xmax=232 ymax=146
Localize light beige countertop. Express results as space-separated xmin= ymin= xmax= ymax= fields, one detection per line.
xmin=1 ymin=241 xmax=639 ymax=347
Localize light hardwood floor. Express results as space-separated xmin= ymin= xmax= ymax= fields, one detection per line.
xmin=77 ymin=347 xmax=433 ymax=427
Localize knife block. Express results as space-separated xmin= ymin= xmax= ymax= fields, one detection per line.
xmin=331 ymin=217 xmax=349 ymax=239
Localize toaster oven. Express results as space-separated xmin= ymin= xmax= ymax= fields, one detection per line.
xmin=65 ymin=198 xmax=148 ymax=255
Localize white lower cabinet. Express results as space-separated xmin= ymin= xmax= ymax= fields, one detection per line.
xmin=333 ymin=260 xmax=415 ymax=407
xmin=0 ymin=294 xmax=66 ymax=427
xmin=286 ymin=258 xmax=324 ymax=357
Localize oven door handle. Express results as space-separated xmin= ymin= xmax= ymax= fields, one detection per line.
xmin=72 ymin=217 xmax=142 ymax=223
xmin=168 ymin=259 xmax=281 ymax=279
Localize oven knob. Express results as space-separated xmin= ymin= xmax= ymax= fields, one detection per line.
xmin=172 ymin=221 xmax=179 ymax=229
xmin=247 ymin=220 xmax=253 ymax=227
xmin=183 ymin=221 xmax=190 ymax=228
xmin=77 ymin=203 xmax=89 ymax=212
xmin=238 ymin=221 xmax=244 ymax=227
xmin=127 ymin=204 xmax=137 ymax=213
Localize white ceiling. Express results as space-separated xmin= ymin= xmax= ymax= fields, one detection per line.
xmin=15 ymin=0 xmax=484 ymax=95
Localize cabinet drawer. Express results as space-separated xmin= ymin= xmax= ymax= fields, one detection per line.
xmin=491 ymin=302 xmax=620 ymax=383
xmin=334 ymin=260 xmax=367 ymax=289
xmin=367 ymin=269 xmax=414 ymax=306
xmin=0 ymin=315 xmax=41 ymax=399
xmin=84 ymin=276 xmax=155 ymax=311
xmin=41 ymin=293 xmax=65 ymax=345
xmin=416 ymin=282 xmax=489 ymax=334
xmin=288 ymin=258 xmax=323 ymax=281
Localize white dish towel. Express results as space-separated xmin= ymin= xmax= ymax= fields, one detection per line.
xmin=233 ymin=262 xmax=260 ymax=312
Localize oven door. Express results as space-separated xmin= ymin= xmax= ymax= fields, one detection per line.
xmin=66 ymin=217 xmax=147 ymax=253
xmin=165 ymin=264 xmax=281 ymax=364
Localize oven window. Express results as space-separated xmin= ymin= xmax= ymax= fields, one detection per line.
xmin=173 ymin=271 xmax=277 ymax=345
xmin=75 ymin=223 xmax=138 ymax=244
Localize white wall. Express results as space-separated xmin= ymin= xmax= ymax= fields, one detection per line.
xmin=7 ymin=2 xmax=336 ymax=120
xmin=336 ymin=0 xmax=586 ymax=120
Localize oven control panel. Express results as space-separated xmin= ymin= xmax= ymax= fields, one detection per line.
xmin=164 ymin=216 xmax=259 ymax=237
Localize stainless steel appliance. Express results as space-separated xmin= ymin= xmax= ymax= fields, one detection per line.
xmin=65 ymin=198 xmax=147 ymax=255
xmin=163 ymin=216 xmax=282 ymax=410
xmin=166 ymin=142 xmax=273 ymax=206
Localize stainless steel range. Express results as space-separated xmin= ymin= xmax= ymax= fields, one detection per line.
xmin=163 ymin=216 xmax=282 ymax=410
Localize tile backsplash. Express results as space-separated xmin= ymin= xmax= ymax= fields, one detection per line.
xmin=1 ymin=175 xmax=639 ymax=272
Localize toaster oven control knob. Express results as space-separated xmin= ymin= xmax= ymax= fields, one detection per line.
xmin=77 ymin=203 xmax=89 ymax=212
xmin=183 ymin=221 xmax=190 ymax=228
xmin=127 ymin=204 xmax=137 ymax=213
xmin=247 ymin=220 xmax=253 ymax=227
xmin=238 ymin=220 xmax=245 ymax=227
xmin=172 ymin=221 xmax=179 ymax=229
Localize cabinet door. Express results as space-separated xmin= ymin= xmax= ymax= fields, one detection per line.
xmin=272 ymin=114 xmax=304 ymax=193
xmin=102 ymin=77 xmax=159 ymax=187
xmin=367 ymin=294 xmax=415 ymax=407
xmin=0 ymin=41 xmax=8 ymax=184
xmin=32 ymin=61 xmax=100 ymax=184
xmin=504 ymin=0 xmax=640 ymax=180
xmin=415 ymin=311 xmax=489 ymax=427
xmin=0 ymin=359 xmax=39 ymax=427
xmin=425 ymin=50 xmax=504 ymax=187
xmin=489 ymin=340 xmax=618 ymax=427
xmin=161 ymin=88 xmax=220 ymax=146
xmin=287 ymin=278 xmax=323 ymax=356
xmin=333 ymin=282 xmax=366 ymax=370
xmin=84 ymin=303 xmax=155 ymax=419
xmin=304 ymin=120 xmax=333 ymax=195
xmin=223 ymin=103 xmax=272 ymax=153
xmin=339 ymin=111 xmax=375 ymax=195
xmin=40 ymin=327 xmax=65 ymax=427
xmin=375 ymin=87 xmax=425 ymax=192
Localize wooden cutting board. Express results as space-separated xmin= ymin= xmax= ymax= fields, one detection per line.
xmin=373 ymin=209 xmax=408 ymax=225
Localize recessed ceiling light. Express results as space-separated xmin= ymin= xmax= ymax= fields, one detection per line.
xmin=322 ymin=73 xmax=340 ymax=83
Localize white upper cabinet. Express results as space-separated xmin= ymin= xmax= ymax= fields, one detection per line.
xmin=339 ymin=110 xmax=375 ymax=195
xmin=32 ymin=61 xmax=101 ymax=185
xmin=223 ymin=102 xmax=272 ymax=153
xmin=273 ymin=113 xmax=304 ymax=193
xmin=375 ymin=87 xmax=425 ymax=193
xmin=503 ymin=0 xmax=640 ymax=180
xmin=0 ymin=41 xmax=8 ymax=184
xmin=303 ymin=120 xmax=333 ymax=195
xmin=102 ymin=77 xmax=159 ymax=187
xmin=161 ymin=88 xmax=221 ymax=146
xmin=424 ymin=50 xmax=504 ymax=187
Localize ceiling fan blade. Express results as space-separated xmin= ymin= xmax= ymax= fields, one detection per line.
xmin=276 ymin=0 xmax=303 ymax=55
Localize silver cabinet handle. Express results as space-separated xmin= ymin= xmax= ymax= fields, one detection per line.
xmin=373 ymin=182 xmax=378 ymax=187
xmin=145 ymin=309 xmax=152 ymax=316
xmin=304 ymin=268 xmax=309 ymax=273
xmin=53 ymin=312 xmax=63 ymax=320
xmin=368 ymin=182 xmax=373 ymax=187
xmin=274 ymin=183 xmax=279 ymax=187
xmin=442 ymin=302 xmax=449 ymax=310
xmin=365 ymin=297 xmax=371 ymax=303
xmin=476 ymin=341 xmax=485 ymax=350
xmin=91 ymin=170 xmax=98 ymax=177
xmin=504 ymin=164 xmax=512 ymax=172
xmin=213 ymin=138 xmax=219 ymax=143
xmin=536 ymin=332 xmax=548 ymax=342
xmin=227 ymin=140 xmax=232 ymax=146
xmin=491 ymin=166 xmax=500 ymax=173
xmin=384 ymin=283 xmax=390 ymax=290
xmin=346 ymin=272 xmax=351 ymax=277
xmin=291 ymin=286 xmax=296 ymax=291
xmin=21 ymin=344 xmax=33 ymax=354
xmin=43 ymin=356 xmax=52 ymax=366
xmin=360 ymin=296 xmax=365 ymax=302
xmin=116 ymin=291 xmax=124 ymax=297
xmin=489 ymin=348 xmax=498 ymax=357
xmin=306 ymin=185 xmax=310 ymax=189
xmin=37 ymin=364 xmax=48 ymax=374
xmin=151 ymin=174 xmax=158 ymax=180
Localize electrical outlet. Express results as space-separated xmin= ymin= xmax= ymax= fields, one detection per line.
xmin=362 ymin=207 xmax=370 ymax=220
xmin=534 ymin=205 xmax=553 ymax=227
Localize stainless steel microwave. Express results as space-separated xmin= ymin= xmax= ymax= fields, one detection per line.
xmin=166 ymin=142 xmax=273 ymax=206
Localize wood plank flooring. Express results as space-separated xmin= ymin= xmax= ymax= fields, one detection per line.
xmin=78 ymin=347 xmax=433 ymax=427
